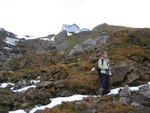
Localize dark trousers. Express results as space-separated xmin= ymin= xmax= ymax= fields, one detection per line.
xmin=99 ymin=73 xmax=109 ymax=95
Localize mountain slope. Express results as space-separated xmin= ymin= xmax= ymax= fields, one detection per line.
xmin=0 ymin=24 xmax=150 ymax=112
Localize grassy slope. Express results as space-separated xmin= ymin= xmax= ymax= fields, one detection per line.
xmin=108 ymin=28 xmax=150 ymax=65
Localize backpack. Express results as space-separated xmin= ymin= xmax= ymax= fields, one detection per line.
xmin=96 ymin=59 xmax=104 ymax=76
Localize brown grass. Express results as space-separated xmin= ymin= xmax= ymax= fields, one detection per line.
xmin=42 ymin=101 xmax=87 ymax=113
xmin=66 ymin=72 xmax=99 ymax=91
xmin=100 ymin=101 xmax=133 ymax=113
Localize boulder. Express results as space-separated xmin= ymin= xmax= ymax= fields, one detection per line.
xmin=53 ymin=80 xmax=66 ymax=88
xmin=119 ymin=85 xmax=131 ymax=97
xmin=37 ymin=81 xmax=53 ymax=88
xmin=60 ymin=90 xmax=69 ymax=97
xmin=54 ymin=30 xmax=67 ymax=44
xmin=69 ymin=36 xmax=109 ymax=56
xmin=110 ymin=62 xmax=141 ymax=86
xmin=119 ymin=85 xmax=132 ymax=104
xmin=139 ymin=88 xmax=150 ymax=107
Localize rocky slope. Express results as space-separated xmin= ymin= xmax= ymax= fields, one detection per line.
xmin=0 ymin=24 xmax=150 ymax=112
xmin=0 ymin=28 xmax=20 ymax=66
xmin=43 ymin=84 xmax=150 ymax=113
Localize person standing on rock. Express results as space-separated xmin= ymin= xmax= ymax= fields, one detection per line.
xmin=97 ymin=51 xmax=112 ymax=95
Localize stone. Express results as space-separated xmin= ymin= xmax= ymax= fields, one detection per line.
xmin=53 ymin=80 xmax=66 ymax=88
xmin=131 ymin=102 xmax=140 ymax=107
xmin=120 ymin=85 xmax=131 ymax=97
xmin=60 ymin=90 xmax=69 ymax=97
xmin=77 ymin=88 xmax=88 ymax=94
xmin=119 ymin=97 xmax=131 ymax=104
xmin=37 ymin=81 xmax=53 ymax=88
xmin=54 ymin=30 xmax=67 ymax=44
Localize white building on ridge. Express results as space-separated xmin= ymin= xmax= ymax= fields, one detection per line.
xmin=62 ymin=23 xmax=90 ymax=33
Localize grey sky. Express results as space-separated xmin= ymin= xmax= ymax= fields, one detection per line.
xmin=0 ymin=0 xmax=150 ymax=37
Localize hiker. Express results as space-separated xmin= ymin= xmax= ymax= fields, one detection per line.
xmin=97 ymin=51 xmax=112 ymax=95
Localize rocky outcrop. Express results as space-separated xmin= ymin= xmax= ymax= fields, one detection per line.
xmin=110 ymin=62 xmax=150 ymax=86
xmin=92 ymin=23 xmax=108 ymax=31
xmin=0 ymin=28 xmax=20 ymax=68
xmin=0 ymin=28 xmax=17 ymax=38
xmin=69 ymin=36 xmax=109 ymax=56
xmin=54 ymin=30 xmax=67 ymax=44
xmin=7 ymin=51 xmax=66 ymax=70
xmin=118 ymin=84 xmax=150 ymax=113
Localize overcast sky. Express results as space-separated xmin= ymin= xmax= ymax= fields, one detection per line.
xmin=0 ymin=0 xmax=150 ymax=37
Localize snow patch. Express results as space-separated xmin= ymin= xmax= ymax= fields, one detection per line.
xmin=39 ymin=36 xmax=55 ymax=41
xmin=4 ymin=47 xmax=12 ymax=50
xmin=17 ymin=34 xmax=38 ymax=40
xmin=5 ymin=37 xmax=19 ymax=45
xmin=11 ymin=85 xmax=36 ymax=92
xmin=9 ymin=110 xmax=26 ymax=113
xmin=0 ymin=82 xmax=14 ymax=88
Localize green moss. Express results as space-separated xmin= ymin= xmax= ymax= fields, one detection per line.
xmin=8 ymin=57 xmax=22 ymax=70
xmin=9 ymin=57 xmax=21 ymax=65
xmin=86 ymin=31 xmax=99 ymax=39
xmin=65 ymin=35 xmax=79 ymax=53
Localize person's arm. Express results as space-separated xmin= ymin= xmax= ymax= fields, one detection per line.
xmin=108 ymin=68 xmax=112 ymax=76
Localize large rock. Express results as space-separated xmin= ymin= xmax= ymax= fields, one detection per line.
xmin=139 ymin=88 xmax=150 ymax=107
xmin=37 ymin=81 xmax=53 ymax=88
xmin=119 ymin=85 xmax=132 ymax=104
xmin=110 ymin=62 xmax=142 ymax=86
xmin=69 ymin=36 xmax=109 ymax=56
xmin=54 ymin=30 xmax=67 ymax=44
xmin=53 ymin=31 xmax=71 ymax=55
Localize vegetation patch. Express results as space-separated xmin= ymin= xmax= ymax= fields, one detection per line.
xmin=42 ymin=101 xmax=87 ymax=113
xmin=66 ymin=72 xmax=99 ymax=92
xmin=99 ymin=101 xmax=133 ymax=113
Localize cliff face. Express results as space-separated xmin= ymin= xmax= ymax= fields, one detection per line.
xmin=0 ymin=24 xmax=150 ymax=112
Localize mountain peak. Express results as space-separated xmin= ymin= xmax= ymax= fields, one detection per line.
xmin=92 ymin=23 xmax=108 ymax=30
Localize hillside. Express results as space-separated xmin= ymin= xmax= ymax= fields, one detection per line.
xmin=0 ymin=24 xmax=150 ymax=112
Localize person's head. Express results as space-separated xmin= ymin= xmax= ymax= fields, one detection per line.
xmin=101 ymin=51 xmax=108 ymax=58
